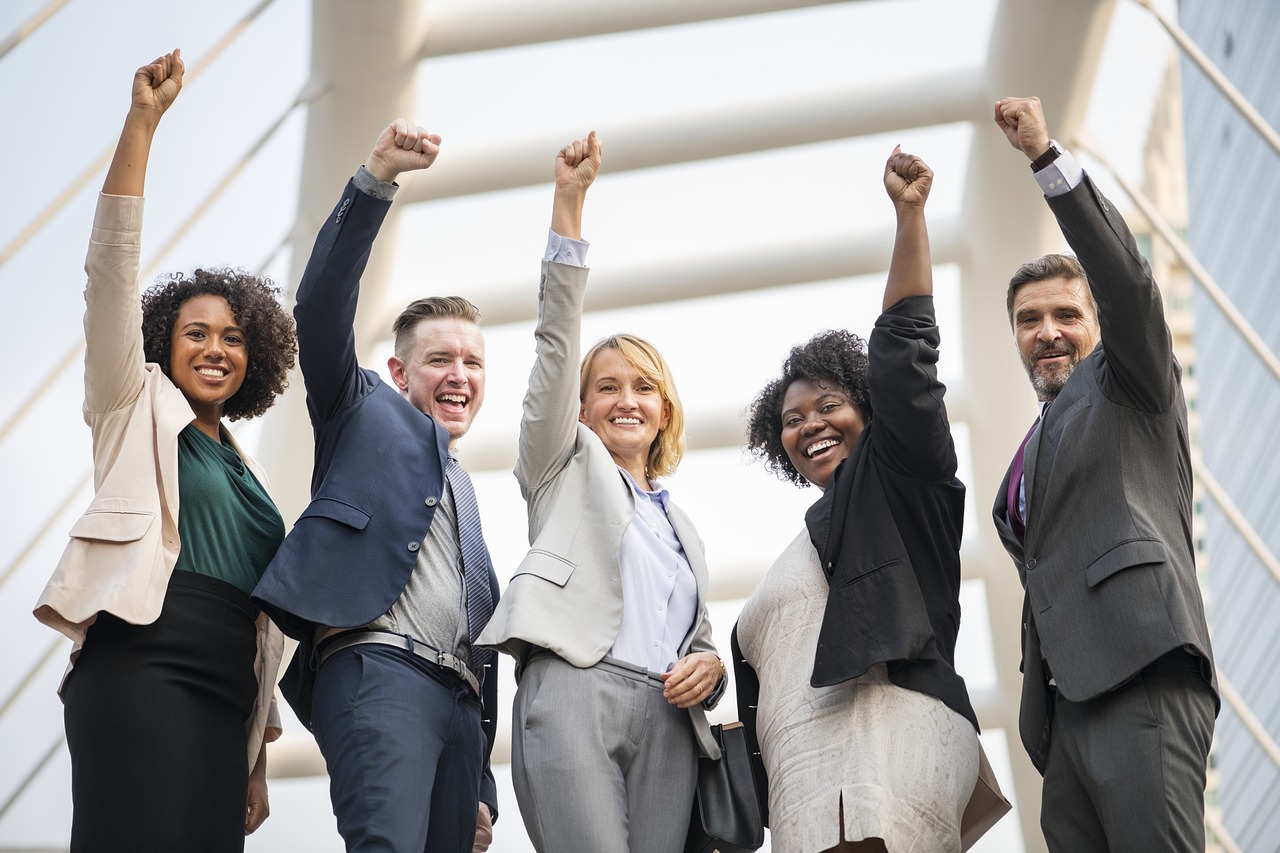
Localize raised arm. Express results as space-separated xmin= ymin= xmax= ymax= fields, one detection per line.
xmin=515 ymin=133 xmax=601 ymax=489
xmin=103 ymin=50 xmax=184 ymax=197
xmin=551 ymin=131 xmax=601 ymax=240
xmin=868 ymin=149 xmax=955 ymax=481
xmin=83 ymin=51 xmax=184 ymax=423
xmin=881 ymin=145 xmax=933 ymax=310
xmin=995 ymin=96 xmax=1176 ymax=410
xmin=293 ymin=119 xmax=441 ymax=422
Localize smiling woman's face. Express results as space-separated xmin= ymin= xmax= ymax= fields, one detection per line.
xmin=168 ymin=294 xmax=247 ymax=423
xmin=780 ymin=377 xmax=866 ymax=489
xmin=579 ymin=347 xmax=670 ymax=474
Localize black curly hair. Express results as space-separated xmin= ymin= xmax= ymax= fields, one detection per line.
xmin=140 ymin=267 xmax=297 ymax=420
xmin=745 ymin=329 xmax=872 ymax=487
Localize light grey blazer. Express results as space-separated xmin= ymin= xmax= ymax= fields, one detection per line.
xmin=990 ymin=175 xmax=1216 ymax=771
xmin=477 ymin=260 xmax=721 ymax=758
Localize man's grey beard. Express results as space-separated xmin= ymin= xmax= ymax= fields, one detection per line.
xmin=1026 ymin=355 xmax=1079 ymax=400
xmin=1023 ymin=340 xmax=1081 ymax=401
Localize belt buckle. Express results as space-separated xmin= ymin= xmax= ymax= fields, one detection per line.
xmin=437 ymin=650 xmax=459 ymax=676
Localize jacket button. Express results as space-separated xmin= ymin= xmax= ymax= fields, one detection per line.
xmin=407 ymin=541 xmax=420 ymax=552
xmin=1026 ymin=558 xmax=1037 ymax=570
xmin=425 ymin=496 xmax=438 ymax=507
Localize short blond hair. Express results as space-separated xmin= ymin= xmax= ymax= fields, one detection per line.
xmin=392 ymin=296 xmax=481 ymax=361
xmin=579 ymin=334 xmax=686 ymax=479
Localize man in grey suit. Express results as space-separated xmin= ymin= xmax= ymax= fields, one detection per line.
xmin=990 ymin=96 xmax=1218 ymax=852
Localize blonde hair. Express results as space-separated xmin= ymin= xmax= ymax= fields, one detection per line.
xmin=579 ymin=334 xmax=686 ymax=479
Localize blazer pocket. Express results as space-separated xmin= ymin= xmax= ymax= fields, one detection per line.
xmin=514 ymin=550 xmax=577 ymax=587
xmin=298 ymin=497 xmax=371 ymax=530
xmin=836 ymin=557 xmax=902 ymax=588
xmin=1085 ymin=538 xmax=1166 ymax=588
xmin=68 ymin=510 xmax=155 ymax=543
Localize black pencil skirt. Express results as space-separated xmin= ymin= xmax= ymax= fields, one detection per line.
xmin=63 ymin=570 xmax=259 ymax=853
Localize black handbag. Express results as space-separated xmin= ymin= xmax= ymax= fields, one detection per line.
xmin=684 ymin=722 xmax=765 ymax=853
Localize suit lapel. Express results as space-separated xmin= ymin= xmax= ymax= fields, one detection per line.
xmin=666 ymin=503 xmax=709 ymax=652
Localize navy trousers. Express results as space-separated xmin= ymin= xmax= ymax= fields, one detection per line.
xmin=312 ymin=645 xmax=484 ymax=853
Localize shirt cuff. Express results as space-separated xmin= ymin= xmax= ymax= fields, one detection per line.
xmin=354 ymin=165 xmax=398 ymax=201
xmin=702 ymin=670 xmax=727 ymax=710
xmin=1034 ymin=148 xmax=1084 ymax=198
xmin=544 ymin=229 xmax=589 ymax=266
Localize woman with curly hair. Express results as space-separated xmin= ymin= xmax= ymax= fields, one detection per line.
xmin=34 ymin=51 xmax=296 ymax=852
xmin=732 ymin=149 xmax=1007 ymax=853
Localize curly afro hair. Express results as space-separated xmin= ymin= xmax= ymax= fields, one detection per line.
xmin=745 ymin=329 xmax=872 ymax=487
xmin=140 ymin=267 xmax=297 ymax=420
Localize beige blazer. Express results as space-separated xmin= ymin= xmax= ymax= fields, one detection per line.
xmin=477 ymin=260 xmax=721 ymax=758
xmin=33 ymin=193 xmax=283 ymax=769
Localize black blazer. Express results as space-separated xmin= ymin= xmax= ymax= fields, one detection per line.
xmin=805 ymin=297 xmax=974 ymax=729
xmin=734 ymin=296 xmax=976 ymax=819
xmin=251 ymin=179 xmax=499 ymax=807
xmin=991 ymin=174 xmax=1216 ymax=772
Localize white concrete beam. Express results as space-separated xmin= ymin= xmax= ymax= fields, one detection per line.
xmin=371 ymin=214 xmax=966 ymax=334
xmin=397 ymin=69 xmax=988 ymax=203
xmin=419 ymin=0 xmax=851 ymax=59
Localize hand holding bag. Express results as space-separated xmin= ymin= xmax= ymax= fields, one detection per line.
xmin=684 ymin=721 xmax=765 ymax=853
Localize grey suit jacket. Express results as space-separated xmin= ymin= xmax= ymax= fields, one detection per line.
xmin=991 ymin=174 xmax=1217 ymax=772
xmin=477 ymin=260 xmax=721 ymax=758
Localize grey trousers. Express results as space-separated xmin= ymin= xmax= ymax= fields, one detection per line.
xmin=512 ymin=654 xmax=698 ymax=853
xmin=1041 ymin=650 xmax=1216 ymax=853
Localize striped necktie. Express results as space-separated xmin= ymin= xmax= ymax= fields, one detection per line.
xmin=446 ymin=457 xmax=495 ymax=679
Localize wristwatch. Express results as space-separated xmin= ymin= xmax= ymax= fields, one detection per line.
xmin=1030 ymin=139 xmax=1064 ymax=172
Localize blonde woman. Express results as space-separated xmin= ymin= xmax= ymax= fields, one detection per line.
xmin=478 ymin=133 xmax=725 ymax=852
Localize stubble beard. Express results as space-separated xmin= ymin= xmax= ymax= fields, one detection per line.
xmin=1026 ymin=353 xmax=1078 ymax=401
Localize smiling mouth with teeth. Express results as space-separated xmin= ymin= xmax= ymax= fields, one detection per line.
xmin=196 ymin=367 xmax=227 ymax=377
xmin=807 ymin=439 xmax=838 ymax=457
xmin=612 ymin=417 xmax=641 ymax=425
xmin=439 ymin=394 xmax=467 ymax=405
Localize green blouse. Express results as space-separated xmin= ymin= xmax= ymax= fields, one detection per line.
xmin=173 ymin=425 xmax=285 ymax=595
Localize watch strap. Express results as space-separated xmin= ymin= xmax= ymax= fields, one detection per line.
xmin=1030 ymin=140 xmax=1064 ymax=172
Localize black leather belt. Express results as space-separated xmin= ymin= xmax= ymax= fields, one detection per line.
xmin=315 ymin=629 xmax=481 ymax=696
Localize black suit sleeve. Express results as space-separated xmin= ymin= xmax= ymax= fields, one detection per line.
xmin=1047 ymin=174 xmax=1178 ymax=413
xmin=867 ymin=295 xmax=958 ymax=482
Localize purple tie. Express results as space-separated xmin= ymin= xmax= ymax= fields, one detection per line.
xmin=1006 ymin=416 xmax=1041 ymax=542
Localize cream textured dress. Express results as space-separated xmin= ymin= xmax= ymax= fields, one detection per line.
xmin=737 ymin=530 xmax=979 ymax=853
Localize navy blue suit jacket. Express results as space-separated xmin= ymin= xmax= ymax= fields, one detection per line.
xmin=252 ymin=178 xmax=499 ymax=809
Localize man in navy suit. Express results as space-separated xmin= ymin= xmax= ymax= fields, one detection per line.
xmin=253 ymin=119 xmax=499 ymax=853
xmin=990 ymin=97 xmax=1216 ymax=853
